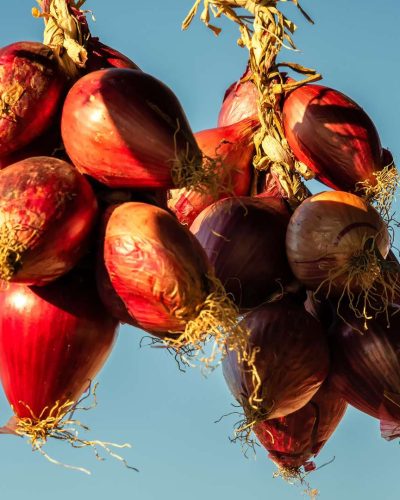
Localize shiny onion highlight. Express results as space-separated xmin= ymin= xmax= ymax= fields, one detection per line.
xmin=217 ymin=65 xmax=258 ymax=127
xmin=0 ymin=41 xmax=65 ymax=156
xmin=0 ymin=156 xmax=98 ymax=285
xmin=168 ymin=118 xmax=257 ymax=226
xmin=222 ymin=297 xmax=329 ymax=433
xmin=101 ymin=202 xmax=253 ymax=369
xmin=253 ymin=379 xmax=347 ymax=478
xmin=191 ymin=196 xmax=293 ymax=310
xmin=61 ymin=68 xmax=207 ymax=190
xmin=282 ymin=82 xmax=394 ymax=196
xmin=329 ymin=304 xmax=400 ymax=440
xmin=0 ymin=272 xmax=118 ymax=450
xmin=286 ymin=191 xmax=391 ymax=323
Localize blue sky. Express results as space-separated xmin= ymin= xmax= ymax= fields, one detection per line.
xmin=0 ymin=1 xmax=399 ymax=499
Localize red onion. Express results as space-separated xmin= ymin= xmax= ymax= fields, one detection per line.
xmin=218 ymin=65 xmax=258 ymax=127
xmin=0 ymin=156 xmax=97 ymax=285
xmin=61 ymin=68 xmax=205 ymax=190
xmin=85 ymin=38 xmax=139 ymax=72
xmin=168 ymin=117 xmax=257 ymax=226
xmin=101 ymin=202 xmax=251 ymax=366
xmin=222 ymin=296 xmax=329 ymax=421
xmin=329 ymin=304 xmax=400 ymax=440
xmin=286 ymin=191 xmax=391 ymax=321
xmin=190 ymin=196 xmax=293 ymax=310
xmin=0 ymin=271 xmax=118 ymax=441
xmin=282 ymin=82 xmax=386 ymax=193
xmin=0 ymin=41 xmax=65 ymax=156
xmin=253 ymin=379 xmax=347 ymax=474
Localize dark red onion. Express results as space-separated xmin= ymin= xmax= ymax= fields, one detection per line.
xmin=282 ymin=83 xmax=384 ymax=192
xmin=61 ymin=68 xmax=202 ymax=189
xmin=217 ymin=65 xmax=258 ymax=127
xmin=253 ymin=379 xmax=347 ymax=471
xmin=190 ymin=196 xmax=293 ymax=310
xmin=222 ymin=296 xmax=330 ymax=419
xmin=0 ymin=42 xmax=65 ymax=156
xmin=85 ymin=38 xmax=139 ymax=72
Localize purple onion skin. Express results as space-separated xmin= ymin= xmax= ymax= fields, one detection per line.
xmin=223 ymin=296 xmax=330 ymax=419
xmin=190 ymin=196 xmax=293 ymax=311
xmin=329 ymin=304 xmax=400 ymax=426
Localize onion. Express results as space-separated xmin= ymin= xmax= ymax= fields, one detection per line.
xmin=253 ymin=379 xmax=347 ymax=476
xmin=168 ymin=117 xmax=257 ymax=226
xmin=0 ymin=271 xmax=118 ymax=447
xmin=0 ymin=156 xmax=97 ymax=285
xmin=61 ymin=68 xmax=208 ymax=190
xmin=0 ymin=41 xmax=65 ymax=156
xmin=190 ymin=196 xmax=293 ymax=310
xmin=286 ymin=191 xmax=391 ymax=323
xmin=85 ymin=38 xmax=139 ymax=72
xmin=217 ymin=65 xmax=258 ymax=127
xmin=100 ymin=201 xmax=253 ymax=369
xmin=222 ymin=296 xmax=329 ymax=426
xmin=329 ymin=304 xmax=400 ymax=440
xmin=282 ymin=82 xmax=392 ymax=195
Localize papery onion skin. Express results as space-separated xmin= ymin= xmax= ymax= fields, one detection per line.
xmin=102 ymin=202 xmax=212 ymax=334
xmin=285 ymin=191 xmax=390 ymax=293
xmin=0 ymin=42 xmax=65 ymax=156
xmin=0 ymin=156 xmax=98 ymax=285
xmin=217 ymin=65 xmax=258 ymax=127
xmin=329 ymin=304 xmax=400 ymax=434
xmin=0 ymin=272 xmax=118 ymax=419
xmin=282 ymin=83 xmax=383 ymax=192
xmin=191 ymin=196 xmax=293 ymax=310
xmin=168 ymin=118 xmax=257 ymax=226
xmin=222 ymin=297 xmax=330 ymax=419
xmin=253 ymin=379 xmax=347 ymax=470
xmin=61 ymin=68 xmax=202 ymax=189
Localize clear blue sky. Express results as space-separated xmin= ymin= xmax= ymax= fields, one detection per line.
xmin=1 ymin=1 xmax=399 ymax=499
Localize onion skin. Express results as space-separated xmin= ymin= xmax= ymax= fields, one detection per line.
xmin=285 ymin=191 xmax=390 ymax=293
xmin=253 ymin=380 xmax=347 ymax=470
xmin=282 ymin=83 xmax=383 ymax=192
xmin=168 ymin=118 xmax=257 ymax=226
xmin=329 ymin=305 xmax=400 ymax=434
xmin=0 ymin=156 xmax=98 ymax=285
xmin=102 ymin=202 xmax=211 ymax=334
xmin=222 ymin=297 xmax=330 ymax=419
xmin=61 ymin=68 xmax=202 ymax=189
xmin=217 ymin=65 xmax=258 ymax=127
xmin=85 ymin=38 xmax=140 ymax=72
xmin=190 ymin=196 xmax=293 ymax=310
xmin=0 ymin=42 xmax=65 ymax=156
xmin=0 ymin=272 xmax=118 ymax=419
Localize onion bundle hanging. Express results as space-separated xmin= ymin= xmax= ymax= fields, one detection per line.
xmin=168 ymin=117 xmax=258 ymax=226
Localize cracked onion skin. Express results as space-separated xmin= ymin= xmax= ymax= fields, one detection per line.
xmin=222 ymin=296 xmax=330 ymax=419
xmin=0 ymin=41 xmax=65 ymax=157
xmin=101 ymin=202 xmax=212 ymax=334
xmin=282 ymin=83 xmax=383 ymax=192
xmin=285 ymin=191 xmax=390 ymax=294
xmin=61 ymin=68 xmax=202 ymax=189
xmin=0 ymin=272 xmax=118 ymax=420
xmin=0 ymin=156 xmax=98 ymax=285
xmin=253 ymin=379 xmax=347 ymax=470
